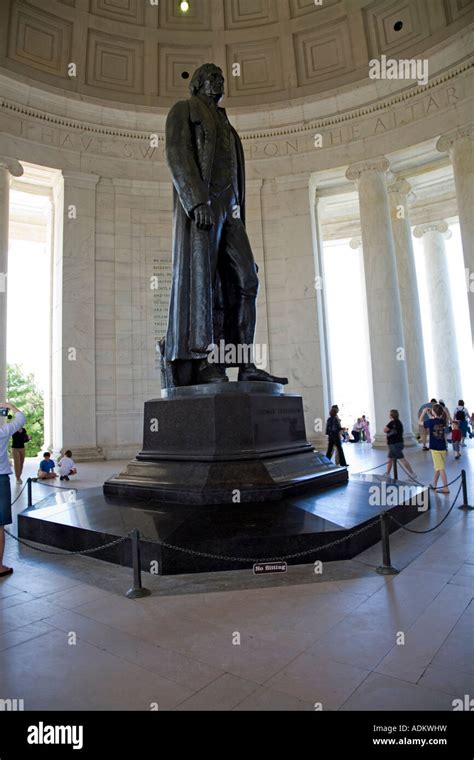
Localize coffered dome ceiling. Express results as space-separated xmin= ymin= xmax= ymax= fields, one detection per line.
xmin=0 ymin=0 xmax=472 ymax=108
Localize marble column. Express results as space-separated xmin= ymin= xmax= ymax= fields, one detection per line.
xmin=51 ymin=171 xmax=104 ymax=461
xmin=346 ymin=157 xmax=414 ymax=447
xmin=261 ymin=173 xmax=327 ymax=446
xmin=388 ymin=179 xmax=428 ymax=430
xmin=413 ymin=221 xmax=462 ymax=409
xmin=437 ymin=126 xmax=474 ymax=350
xmin=0 ymin=157 xmax=23 ymax=405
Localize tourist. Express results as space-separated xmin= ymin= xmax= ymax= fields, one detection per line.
xmin=361 ymin=415 xmax=372 ymax=443
xmin=451 ymin=421 xmax=462 ymax=461
xmin=37 ymin=452 xmax=57 ymax=480
xmin=58 ymin=450 xmax=77 ymax=482
xmin=469 ymin=411 xmax=474 ymax=439
xmin=325 ymin=407 xmax=348 ymax=467
xmin=0 ymin=401 xmax=26 ymax=577
xmin=384 ymin=409 xmax=417 ymax=480
xmin=453 ymin=400 xmax=470 ymax=447
xmin=418 ymin=398 xmax=437 ymax=450
xmin=420 ymin=403 xmax=449 ymax=494
xmin=11 ymin=424 xmax=30 ymax=484
xmin=351 ymin=418 xmax=363 ymax=442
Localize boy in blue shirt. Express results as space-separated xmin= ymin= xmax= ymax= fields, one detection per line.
xmin=38 ymin=452 xmax=57 ymax=480
xmin=420 ymin=404 xmax=449 ymax=494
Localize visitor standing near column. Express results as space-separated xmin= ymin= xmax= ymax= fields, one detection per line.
xmin=453 ymin=400 xmax=470 ymax=447
xmin=11 ymin=425 xmax=30 ymax=484
xmin=361 ymin=415 xmax=372 ymax=443
xmin=421 ymin=404 xmax=450 ymax=494
xmin=0 ymin=401 xmax=26 ymax=577
xmin=384 ymin=410 xmax=417 ymax=480
xmin=418 ymin=399 xmax=437 ymax=450
xmin=325 ymin=407 xmax=348 ymax=467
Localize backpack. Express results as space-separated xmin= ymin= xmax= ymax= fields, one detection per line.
xmin=455 ymin=409 xmax=466 ymax=421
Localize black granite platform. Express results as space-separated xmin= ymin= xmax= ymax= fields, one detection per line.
xmin=104 ymin=381 xmax=348 ymax=504
xmin=18 ymin=475 xmax=429 ymax=574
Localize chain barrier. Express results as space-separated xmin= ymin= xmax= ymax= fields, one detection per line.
xmin=353 ymin=461 xmax=390 ymax=475
xmin=9 ymin=480 xmax=29 ymax=507
xmin=156 ymin=518 xmax=382 ymax=564
xmin=28 ymin=478 xmax=78 ymax=492
xmin=4 ymin=528 xmax=130 ymax=556
xmin=387 ymin=480 xmax=463 ymax=534
xmin=397 ymin=460 xmax=462 ymax=491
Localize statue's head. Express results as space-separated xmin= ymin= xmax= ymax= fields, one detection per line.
xmin=189 ymin=63 xmax=225 ymax=103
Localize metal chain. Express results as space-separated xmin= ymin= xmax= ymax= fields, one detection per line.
xmin=388 ymin=481 xmax=463 ymax=534
xmin=157 ymin=518 xmax=381 ymax=563
xmin=354 ymin=461 xmax=390 ymax=475
xmin=4 ymin=528 xmax=130 ymax=556
xmin=398 ymin=461 xmax=462 ymax=490
xmin=29 ymin=479 xmax=78 ymax=492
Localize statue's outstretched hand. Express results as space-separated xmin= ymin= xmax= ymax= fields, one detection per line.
xmin=193 ymin=204 xmax=214 ymax=230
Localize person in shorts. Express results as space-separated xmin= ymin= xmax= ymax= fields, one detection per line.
xmin=421 ymin=403 xmax=449 ymax=494
xmin=384 ymin=409 xmax=417 ymax=480
xmin=0 ymin=401 xmax=26 ymax=577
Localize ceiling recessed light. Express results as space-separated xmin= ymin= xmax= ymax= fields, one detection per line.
xmin=181 ymin=71 xmax=189 ymax=79
xmin=180 ymin=1 xmax=189 ymax=12
xmin=393 ymin=20 xmax=403 ymax=31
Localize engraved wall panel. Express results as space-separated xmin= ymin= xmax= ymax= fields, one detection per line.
xmin=226 ymin=37 xmax=283 ymax=96
xmin=294 ymin=20 xmax=354 ymax=86
xmin=8 ymin=1 xmax=73 ymax=77
xmin=160 ymin=0 xmax=211 ymax=30
xmin=159 ymin=45 xmax=213 ymax=98
xmin=289 ymin=0 xmax=342 ymax=19
xmin=444 ymin=0 xmax=474 ymax=23
xmin=89 ymin=0 xmax=145 ymax=26
xmin=86 ymin=30 xmax=144 ymax=93
xmin=364 ymin=0 xmax=432 ymax=58
xmin=224 ymin=0 xmax=278 ymax=29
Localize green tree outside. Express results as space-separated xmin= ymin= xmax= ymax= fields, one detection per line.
xmin=6 ymin=364 xmax=44 ymax=456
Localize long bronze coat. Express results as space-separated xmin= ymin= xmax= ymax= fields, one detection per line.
xmin=164 ymin=95 xmax=247 ymax=362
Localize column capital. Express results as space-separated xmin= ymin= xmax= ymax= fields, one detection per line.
xmin=0 ymin=157 xmax=23 ymax=178
xmin=345 ymin=156 xmax=390 ymax=182
xmin=413 ymin=221 xmax=451 ymax=239
xmin=436 ymin=124 xmax=474 ymax=154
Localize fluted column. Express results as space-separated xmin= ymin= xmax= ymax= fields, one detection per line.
xmin=413 ymin=222 xmax=462 ymax=409
xmin=437 ymin=126 xmax=474 ymax=350
xmin=51 ymin=171 xmax=104 ymax=460
xmin=388 ymin=179 xmax=428 ymax=430
xmin=0 ymin=157 xmax=23 ymax=403
xmin=346 ymin=157 xmax=414 ymax=446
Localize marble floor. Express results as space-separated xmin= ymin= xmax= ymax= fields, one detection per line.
xmin=1 ymin=440 xmax=473 ymax=711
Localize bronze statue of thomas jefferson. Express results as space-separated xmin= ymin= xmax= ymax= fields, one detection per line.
xmin=163 ymin=63 xmax=287 ymax=387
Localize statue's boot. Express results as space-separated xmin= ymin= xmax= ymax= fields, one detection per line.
xmin=195 ymin=359 xmax=228 ymax=384
xmin=236 ymin=295 xmax=288 ymax=385
xmin=238 ymin=364 xmax=288 ymax=385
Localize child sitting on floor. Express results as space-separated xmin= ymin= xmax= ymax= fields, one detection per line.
xmin=37 ymin=452 xmax=57 ymax=480
xmin=58 ymin=450 xmax=77 ymax=482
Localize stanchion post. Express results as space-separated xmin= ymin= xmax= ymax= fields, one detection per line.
xmin=393 ymin=458 xmax=398 ymax=481
xmin=27 ymin=477 xmax=33 ymax=508
xmin=126 ymin=529 xmax=151 ymax=598
xmin=459 ymin=469 xmax=473 ymax=510
xmin=376 ymin=512 xmax=399 ymax=575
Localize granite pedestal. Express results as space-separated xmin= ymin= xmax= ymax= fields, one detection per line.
xmin=103 ymin=382 xmax=347 ymax=504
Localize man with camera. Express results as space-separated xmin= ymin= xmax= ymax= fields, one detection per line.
xmin=0 ymin=401 xmax=26 ymax=577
